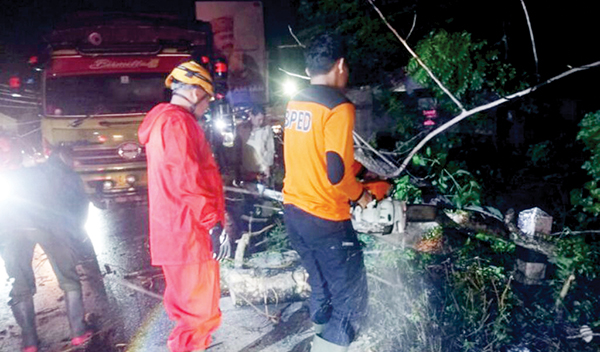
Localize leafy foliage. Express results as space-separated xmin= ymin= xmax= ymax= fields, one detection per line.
xmin=360 ymin=230 xmax=518 ymax=352
xmin=396 ymin=143 xmax=482 ymax=209
xmin=392 ymin=174 xmax=422 ymax=204
xmin=262 ymin=220 xmax=291 ymax=252
xmin=295 ymin=0 xmax=412 ymax=86
xmin=285 ymin=3 xmax=600 ymax=351
xmin=526 ymin=141 xmax=553 ymax=168
xmin=406 ymin=29 xmax=525 ymax=112
xmin=355 ymin=227 xmax=600 ymax=351
xmin=571 ymin=111 xmax=600 ymax=219
xmin=549 ymin=233 xmax=600 ymax=328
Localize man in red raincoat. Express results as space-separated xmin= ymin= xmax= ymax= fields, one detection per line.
xmin=138 ymin=61 xmax=230 ymax=352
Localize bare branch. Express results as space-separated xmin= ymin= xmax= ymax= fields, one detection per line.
xmin=385 ymin=60 xmax=600 ymax=178
xmin=406 ymin=12 xmax=417 ymax=41
xmin=366 ymin=0 xmax=465 ymax=112
xmin=278 ymin=67 xmax=310 ymax=80
xmin=277 ymin=44 xmax=303 ymax=49
xmin=353 ymin=131 xmax=398 ymax=169
xmin=555 ymin=273 xmax=575 ymax=312
xmin=288 ymin=25 xmax=305 ymax=48
xmin=107 ymin=275 xmax=163 ymax=300
xmin=550 ymin=229 xmax=600 ymax=236
xmin=520 ymin=0 xmax=539 ymax=78
xmin=390 ymin=130 xmax=428 ymax=156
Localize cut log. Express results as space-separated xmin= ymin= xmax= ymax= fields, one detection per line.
xmin=222 ymin=251 xmax=310 ymax=306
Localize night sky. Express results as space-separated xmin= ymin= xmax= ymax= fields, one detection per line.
xmin=0 ymin=0 xmax=597 ymax=89
xmin=0 ymin=0 xmax=294 ymax=71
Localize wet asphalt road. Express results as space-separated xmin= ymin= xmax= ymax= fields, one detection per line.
xmin=0 ymin=202 xmax=317 ymax=352
xmin=0 ymin=201 xmax=379 ymax=352
xmin=0 ymin=203 xmax=165 ymax=352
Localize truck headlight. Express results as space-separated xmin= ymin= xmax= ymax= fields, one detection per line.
xmin=126 ymin=175 xmax=136 ymax=185
xmin=103 ymin=180 xmax=115 ymax=190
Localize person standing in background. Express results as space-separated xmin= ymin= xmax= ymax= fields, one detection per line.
xmin=240 ymin=104 xmax=274 ymax=184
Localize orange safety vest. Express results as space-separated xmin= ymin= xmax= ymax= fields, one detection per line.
xmin=283 ymin=85 xmax=364 ymax=221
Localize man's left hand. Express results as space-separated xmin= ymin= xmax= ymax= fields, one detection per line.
xmin=209 ymin=223 xmax=231 ymax=262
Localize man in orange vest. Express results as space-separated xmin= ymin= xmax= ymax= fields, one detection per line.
xmin=283 ymin=33 xmax=372 ymax=352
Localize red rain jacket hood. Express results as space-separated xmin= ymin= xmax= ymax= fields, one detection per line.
xmin=139 ymin=103 xmax=225 ymax=265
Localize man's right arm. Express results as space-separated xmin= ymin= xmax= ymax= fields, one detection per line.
xmin=323 ymin=102 xmax=366 ymax=204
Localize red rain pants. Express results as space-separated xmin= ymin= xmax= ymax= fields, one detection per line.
xmin=162 ymin=260 xmax=221 ymax=352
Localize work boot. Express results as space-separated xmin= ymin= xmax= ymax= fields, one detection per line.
xmin=64 ymin=290 xmax=92 ymax=346
xmin=311 ymin=335 xmax=348 ymax=352
xmin=10 ymin=297 xmax=39 ymax=352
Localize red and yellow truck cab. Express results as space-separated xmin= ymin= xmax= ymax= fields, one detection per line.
xmin=39 ymin=13 xmax=213 ymax=208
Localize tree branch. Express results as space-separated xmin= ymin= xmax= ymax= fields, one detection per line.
xmin=288 ymin=25 xmax=305 ymax=48
xmin=366 ymin=0 xmax=465 ymax=112
xmin=520 ymin=0 xmax=539 ymax=79
xmin=551 ymin=229 xmax=600 ymax=236
xmin=353 ymin=131 xmax=398 ymax=170
xmin=406 ymin=12 xmax=417 ymax=41
xmin=278 ymin=67 xmax=310 ymax=80
xmin=383 ymin=60 xmax=600 ymax=178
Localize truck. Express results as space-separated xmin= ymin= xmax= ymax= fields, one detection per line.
xmin=37 ymin=12 xmax=216 ymax=208
xmin=37 ymin=3 xmax=268 ymax=209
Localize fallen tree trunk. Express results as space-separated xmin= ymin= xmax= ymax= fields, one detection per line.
xmin=222 ymin=251 xmax=310 ymax=307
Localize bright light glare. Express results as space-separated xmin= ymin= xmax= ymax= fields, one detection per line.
xmin=214 ymin=118 xmax=227 ymax=131
xmin=283 ymin=80 xmax=298 ymax=97
xmin=0 ymin=175 xmax=13 ymax=200
xmin=85 ymin=202 xmax=108 ymax=255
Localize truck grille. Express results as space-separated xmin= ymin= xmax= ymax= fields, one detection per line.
xmin=72 ymin=147 xmax=146 ymax=166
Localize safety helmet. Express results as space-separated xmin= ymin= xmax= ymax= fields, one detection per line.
xmin=165 ymin=61 xmax=214 ymax=97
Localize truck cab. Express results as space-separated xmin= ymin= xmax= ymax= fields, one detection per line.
xmin=39 ymin=13 xmax=214 ymax=208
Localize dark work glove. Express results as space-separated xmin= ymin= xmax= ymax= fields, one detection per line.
xmin=209 ymin=222 xmax=231 ymax=262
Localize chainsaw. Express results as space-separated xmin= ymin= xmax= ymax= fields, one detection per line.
xmin=224 ymin=184 xmax=439 ymax=239
xmin=351 ymin=198 xmax=439 ymax=237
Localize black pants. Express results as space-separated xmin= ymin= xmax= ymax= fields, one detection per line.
xmin=284 ymin=204 xmax=368 ymax=346
xmin=0 ymin=229 xmax=81 ymax=306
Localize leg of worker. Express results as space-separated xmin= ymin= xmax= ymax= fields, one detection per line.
xmin=0 ymin=234 xmax=39 ymax=350
xmin=64 ymin=290 xmax=93 ymax=345
xmin=284 ymin=205 xmax=333 ymax=327
xmin=10 ymin=296 xmax=39 ymax=352
xmin=36 ymin=229 xmax=90 ymax=342
xmin=35 ymin=230 xmax=81 ymax=293
xmin=162 ymin=260 xmax=221 ymax=352
xmin=314 ymin=220 xmax=368 ymax=347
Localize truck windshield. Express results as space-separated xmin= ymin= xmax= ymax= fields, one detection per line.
xmin=45 ymin=73 xmax=170 ymax=116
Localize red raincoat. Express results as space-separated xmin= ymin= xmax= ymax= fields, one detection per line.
xmin=139 ymin=103 xmax=225 ymax=265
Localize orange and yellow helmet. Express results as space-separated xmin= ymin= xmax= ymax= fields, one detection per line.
xmin=165 ymin=61 xmax=214 ymax=97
